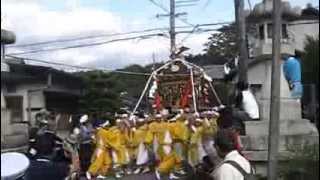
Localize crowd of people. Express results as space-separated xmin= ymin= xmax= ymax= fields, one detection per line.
xmin=21 ymin=105 xmax=257 ymax=180
xmin=14 ymin=81 xmax=260 ymax=180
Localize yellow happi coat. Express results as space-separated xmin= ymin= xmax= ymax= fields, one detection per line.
xmin=145 ymin=121 xmax=180 ymax=174
xmin=127 ymin=124 xmax=149 ymax=160
xmin=202 ymin=117 xmax=218 ymax=137
xmin=188 ymin=125 xmax=205 ymax=166
xmin=108 ymin=126 xmax=130 ymax=166
xmin=88 ymin=127 xmax=113 ymax=176
xmin=168 ymin=118 xmax=190 ymax=160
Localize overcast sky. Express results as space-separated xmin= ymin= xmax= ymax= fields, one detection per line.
xmin=1 ymin=0 xmax=318 ymax=70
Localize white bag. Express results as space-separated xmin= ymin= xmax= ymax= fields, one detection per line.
xmin=136 ymin=143 xmax=149 ymax=165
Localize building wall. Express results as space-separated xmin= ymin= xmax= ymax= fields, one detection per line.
xmin=249 ymin=19 xmax=319 ymax=57
xmin=288 ymin=20 xmax=319 ymax=51
xmin=247 ymin=60 xmax=301 ymax=120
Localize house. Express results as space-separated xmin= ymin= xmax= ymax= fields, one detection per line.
xmin=1 ymin=29 xmax=84 ymax=152
xmin=235 ymin=1 xmax=319 ymax=176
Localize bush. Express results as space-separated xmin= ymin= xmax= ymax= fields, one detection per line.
xmin=279 ymin=143 xmax=319 ymax=180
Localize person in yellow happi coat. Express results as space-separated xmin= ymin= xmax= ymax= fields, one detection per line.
xmin=108 ymin=117 xmax=130 ymax=178
xmin=87 ymin=120 xmax=113 ymax=179
xmin=130 ymin=117 xmax=151 ymax=174
xmin=188 ymin=117 xmax=206 ymax=167
xmin=168 ymin=113 xmax=190 ymax=160
xmin=202 ymin=112 xmax=218 ymax=138
xmin=167 ymin=112 xmax=190 ymax=176
xmin=145 ymin=114 xmax=181 ymax=179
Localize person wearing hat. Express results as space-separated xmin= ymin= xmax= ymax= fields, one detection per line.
xmin=1 ymin=152 xmax=30 ymax=180
xmin=24 ymin=132 xmax=70 ymax=180
xmin=77 ymin=114 xmax=94 ymax=174
xmin=87 ymin=120 xmax=113 ymax=179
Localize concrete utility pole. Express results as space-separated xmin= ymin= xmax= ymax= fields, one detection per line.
xmin=234 ymin=0 xmax=248 ymax=83
xmin=170 ymin=0 xmax=176 ymax=60
xmin=267 ymin=0 xmax=282 ymax=179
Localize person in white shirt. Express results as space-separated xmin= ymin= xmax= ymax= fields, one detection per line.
xmin=211 ymin=129 xmax=251 ymax=180
xmin=234 ymin=81 xmax=260 ymax=121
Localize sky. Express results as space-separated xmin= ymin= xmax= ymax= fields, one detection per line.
xmin=1 ymin=0 xmax=319 ymax=70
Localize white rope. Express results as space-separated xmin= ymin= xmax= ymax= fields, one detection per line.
xmin=130 ymin=73 xmax=154 ymax=121
xmin=130 ymin=60 xmax=174 ymax=119
xmin=190 ymin=67 xmax=198 ymax=114
xmin=209 ymin=81 xmax=222 ymax=105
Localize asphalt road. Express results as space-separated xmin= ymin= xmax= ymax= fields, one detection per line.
xmin=80 ymin=161 xmax=195 ymax=180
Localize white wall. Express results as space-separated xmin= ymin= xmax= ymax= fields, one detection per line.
xmin=288 ymin=20 xmax=319 ymax=51
xmin=247 ymin=60 xmax=301 ymax=120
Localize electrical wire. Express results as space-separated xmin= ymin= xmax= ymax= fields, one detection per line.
xmin=8 ymin=28 xmax=169 ymax=48
xmin=147 ymin=0 xmax=195 ymax=26
xmin=5 ymin=55 xmax=207 ymax=77
xmin=6 ymin=27 xmax=223 ymax=56
xmin=7 ymin=33 xmax=167 ymax=56
xmin=6 ymin=55 xmax=152 ymax=76
xmin=7 ymin=22 xmax=232 ymax=49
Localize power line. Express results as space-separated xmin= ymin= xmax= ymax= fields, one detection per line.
xmin=148 ymin=0 xmax=195 ymax=26
xmin=8 ymin=28 xmax=169 ymax=48
xmin=6 ymin=55 xmax=202 ymax=77
xmin=7 ymin=33 xmax=167 ymax=56
xmin=6 ymin=55 xmax=151 ymax=76
xmin=7 ymin=28 xmax=219 ymax=56
xmin=177 ymin=24 xmax=200 ymax=46
xmin=7 ymin=22 xmax=232 ymax=49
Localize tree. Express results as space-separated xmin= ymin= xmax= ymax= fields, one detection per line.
xmin=75 ymin=62 xmax=171 ymax=119
xmin=302 ymin=35 xmax=319 ymax=87
xmin=204 ymin=23 xmax=238 ymax=63
xmin=184 ymin=24 xmax=237 ymax=66
xmin=301 ymin=36 xmax=319 ymax=128
xmin=77 ymin=70 xmax=122 ymax=119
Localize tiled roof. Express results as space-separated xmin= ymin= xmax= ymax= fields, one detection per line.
xmin=203 ymin=65 xmax=225 ymax=80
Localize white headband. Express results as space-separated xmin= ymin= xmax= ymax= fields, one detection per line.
xmin=80 ymin=114 xmax=89 ymax=123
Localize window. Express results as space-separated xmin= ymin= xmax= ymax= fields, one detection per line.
xmin=259 ymin=25 xmax=264 ymax=39
xmin=282 ymin=24 xmax=289 ymax=39
xmin=5 ymin=96 xmax=23 ymax=123
xmin=267 ymin=23 xmax=273 ymax=39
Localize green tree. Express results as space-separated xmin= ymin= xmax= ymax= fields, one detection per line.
xmin=204 ymin=23 xmax=238 ymax=61
xmin=77 ymin=64 xmax=158 ymax=117
xmin=77 ymin=70 xmax=122 ymax=118
xmin=302 ymin=35 xmax=319 ymax=87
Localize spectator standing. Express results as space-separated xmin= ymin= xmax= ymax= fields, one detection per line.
xmin=283 ymin=50 xmax=303 ymax=99
xmin=24 ymin=132 xmax=70 ymax=180
xmin=211 ymin=129 xmax=253 ymax=180
xmin=234 ymin=81 xmax=260 ymax=121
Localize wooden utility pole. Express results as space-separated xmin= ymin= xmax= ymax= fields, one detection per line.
xmin=267 ymin=0 xmax=282 ymax=179
xmin=170 ymin=0 xmax=176 ymax=60
xmin=234 ymin=0 xmax=248 ymax=83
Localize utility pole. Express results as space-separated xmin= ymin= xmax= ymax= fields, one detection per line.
xmin=234 ymin=0 xmax=248 ymax=83
xmin=170 ymin=0 xmax=176 ymax=60
xmin=267 ymin=0 xmax=282 ymax=179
